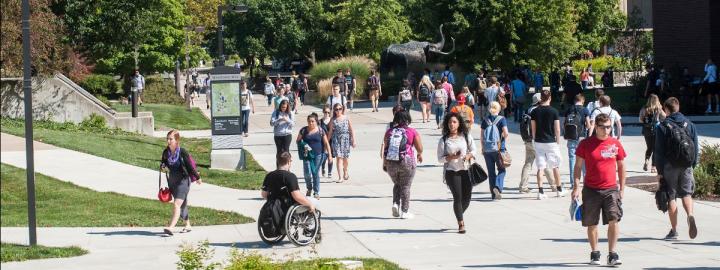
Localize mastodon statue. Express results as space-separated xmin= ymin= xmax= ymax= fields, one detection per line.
xmin=380 ymin=24 xmax=456 ymax=74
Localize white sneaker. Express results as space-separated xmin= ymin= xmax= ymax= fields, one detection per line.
xmin=706 ymin=107 xmax=712 ymax=113
xmin=401 ymin=211 xmax=414 ymax=219
xmin=537 ymin=193 xmax=548 ymax=200
xmin=392 ymin=204 xmax=400 ymax=217
xmin=557 ymin=190 xmax=568 ymax=197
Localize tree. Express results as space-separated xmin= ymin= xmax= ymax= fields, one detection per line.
xmin=574 ymin=0 xmax=626 ymax=54
xmin=63 ymin=0 xmax=188 ymax=74
xmin=614 ymin=7 xmax=652 ymax=75
xmin=331 ymin=0 xmax=411 ymax=62
xmin=0 ymin=0 xmax=69 ymax=76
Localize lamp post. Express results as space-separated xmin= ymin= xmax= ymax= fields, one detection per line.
xmin=216 ymin=4 xmax=248 ymax=66
xmin=184 ymin=26 xmax=205 ymax=112
xmin=21 ymin=0 xmax=37 ymax=246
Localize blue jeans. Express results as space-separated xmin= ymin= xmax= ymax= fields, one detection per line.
xmin=513 ymin=101 xmax=524 ymax=122
xmin=581 ymin=81 xmax=589 ymax=91
xmin=303 ymin=153 xmax=324 ymax=195
xmin=433 ymin=105 xmax=445 ymax=125
xmin=567 ymin=139 xmax=584 ymax=188
xmin=266 ymin=94 xmax=273 ymax=105
xmin=483 ymin=152 xmax=506 ymax=198
xmin=241 ymin=109 xmax=250 ymax=134
xmin=321 ymin=152 xmax=333 ymax=176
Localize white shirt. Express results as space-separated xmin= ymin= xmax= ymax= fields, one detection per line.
xmin=326 ymin=94 xmax=346 ymax=109
xmin=590 ymin=106 xmax=621 ymax=136
xmin=241 ymin=90 xmax=253 ymax=111
xmin=437 ymin=133 xmax=477 ymax=171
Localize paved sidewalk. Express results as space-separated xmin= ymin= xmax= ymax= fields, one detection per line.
xmin=2 ymin=92 xmax=720 ymax=269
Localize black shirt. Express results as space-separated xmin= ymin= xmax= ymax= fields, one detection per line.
xmin=530 ymin=105 xmax=560 ymax=143
xmin=333 ymin=76 xmax=347 ymax=93
xmin=563 ymin=81 xmax=582 ymax=104
xmin=261 ymin=170 xmax=300 ymax=203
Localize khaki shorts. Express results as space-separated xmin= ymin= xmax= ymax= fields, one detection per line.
xmin=582 ymin=187 xmax=623 ymax=226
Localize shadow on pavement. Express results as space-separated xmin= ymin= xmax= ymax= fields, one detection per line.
xmin=644 ymin=268 xmax=719 ymax=270
xmin=208 ymin=241 xmax=282 ymax=249
xmin=541 ymin=237 xmax=660 ymax=243
xmin=87 ymin=230 xmax=168 ymax=237
xmin=463 ymin=262 xmax=585 ymax=268
xmin=671 ymin=241 xmax=720 ymax=247
xmin=324 ymin=195 xmax=390 ymax=199
xmin=347 ymin=228 xmax=450 ymax=234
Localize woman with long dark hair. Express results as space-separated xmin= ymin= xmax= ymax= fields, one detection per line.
xmin=437 ymin=112 xmax=477 ymax=233
xmin=296 ymin=113 xmax=332 ymax=199
xmin=383 ymin=110 xmax=423 ymax=219
xmin=161 ymin=130 xmax=202 ymax=236
xmin=270 ymin=100 xmax=295 ymax=161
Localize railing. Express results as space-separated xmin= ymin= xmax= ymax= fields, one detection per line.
xmin=54 ymin=73 xmax=116 ymax=114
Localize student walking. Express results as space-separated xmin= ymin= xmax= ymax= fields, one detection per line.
xmin=240 ymin=81 xmax=255 ymax=137
xmin=161 ymin=130 xmax=202 ymax=236
xmin=417 ymin=76 xmax=433 ymax=123
xmin=563 ymin=94 xmax=591 ymax=188
xmin=284 ymin=84 xmax=298 ymax=114
xmin=703 ymin=58 xmax=718 ymax=113
xmin=397 ymin=80 xmax=414 ymax=112
xmin=654 ymin=97 xmax=699 ymax=240
xmin=442 ymin=77 xmax=456 ymax=114
xmin=264 ymin=77 xmax=276 ymax=106
xmin=571 ymin=113 xmax=627 ymax=266
xmin=588 ymin=95 xmax=622 ymax=139
xmin=368 ymin=70 xmax=382 ymax=112
xmin=510 ymin=74 xmax=527 ymax=122
xmin=519 ymin=93 xmax=556 ymax=193
xmin=272 ymin=86 xmax=288 ymax=110
xmin=586 ymin=89 xmax=604 ymax=113
xmin=345 ymin=69 xmax=357 ymax=111
xmin=297 ymin=113 xmax=332 ymax=199
xmin=437 ymin=112 xmax=477 ymax=234
xmin=319 ymin=105 xmax=334 ymax=179
xmin=450 ymin=95 xmax=474 ymax=131
xmin=530 ymin=90 xmax=566 ymax=199
xmin=293 ymin=73 xmax=308 ymax=106
xmin=383 ymin=110 xmax=423 ymax=219
xmin=430 ymin=79 xmax=447 ymax=129
xmin=458 ymin=86 xmax=475 ymax=110
xmin=270 ymin=100 xmax=295 ymax=161
xmin=639 ymin=94 xmax=666 ymax=173
xmin=480 ymin=102 xmax=508 ymax=200
xmin=327 ymin=103 xmax=356 ymax=183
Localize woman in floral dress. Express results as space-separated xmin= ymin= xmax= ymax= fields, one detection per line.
xmin=327 ymin=103 xmax=356 ymax=183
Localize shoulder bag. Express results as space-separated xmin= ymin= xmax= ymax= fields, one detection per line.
xmin=158 ymin=165 xmax=172 ymax=203
xmin=497 ymin=138 xmax=512 ymax=168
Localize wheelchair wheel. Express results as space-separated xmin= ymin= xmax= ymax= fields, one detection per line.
xmin=257 ymin=212 xmax=285 ymax=245
xmin=284 ymin=205 xmax=320 ymax=246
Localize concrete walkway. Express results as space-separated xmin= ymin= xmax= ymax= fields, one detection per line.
xmin=2 ymin=92 xmax=720 ymax=269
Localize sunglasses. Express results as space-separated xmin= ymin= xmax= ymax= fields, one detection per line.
xmin=334 ymin=108 xmax=343 ymax=111
xmin=598 ymin=125 xmax=612 ymax=130
xmin=323 ymin=111 xmax=330 ymax=114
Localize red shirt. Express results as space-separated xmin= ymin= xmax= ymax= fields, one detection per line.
xmin=575 ymin=136 xmax=626 ymax=189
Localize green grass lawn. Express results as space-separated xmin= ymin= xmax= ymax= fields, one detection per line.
xmin=0 ymin=164 xmax=252 ymax=226
xmin=1 ymin=118 xmax=266 ymax=190
xmin=1 ymin=243 xmax=88 ymax=262
xmin=281 ymin=257 xmax=404 ymax=270
xmin=111 ymin=103 xmax=209 ymax=130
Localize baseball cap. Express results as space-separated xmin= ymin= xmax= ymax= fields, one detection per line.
xmin=457 ymin=95 xmax=466 ymax=104
xmin=532 ymin=93 xmax=541 ymax=105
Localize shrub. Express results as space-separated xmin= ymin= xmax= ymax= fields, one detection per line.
xmin=176 ymin=241 xmax=220 ymax=270
xmin=571 ymin=56 xmax=635 ymax=73
xmin=309 ymin=56 xmax=376 ymax=101
xmin=695 ymin=143 xmax=720 ymax=197
xmin=94 ymin=94 xmax=111 ymax=107
xmin=143 ymin=76 xmax=185 ymax=105
xmin=79 ymin=74 xmax=120 ymax=97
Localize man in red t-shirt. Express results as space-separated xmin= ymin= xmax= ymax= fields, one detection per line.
xmin=572 ymin=113 xmax=627 ymax=266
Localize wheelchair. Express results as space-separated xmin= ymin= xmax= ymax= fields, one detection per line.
xmin=258 ymin=204 xmax=322 ymax=246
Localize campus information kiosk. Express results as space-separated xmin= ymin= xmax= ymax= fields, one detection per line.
xmin=209 ymin=66 xmax=246 ymax=170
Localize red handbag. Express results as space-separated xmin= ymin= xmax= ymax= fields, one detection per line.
xmin=158 ymin=167 xmax=172 ymax=203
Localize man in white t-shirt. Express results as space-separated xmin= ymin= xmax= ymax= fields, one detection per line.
xmin=326 ymin=84 xmax=347 ymax=114
xmin=586 ymin=89 xmax=604 ymax=113
xmin=588 ymin=95 xmax=622 ymax=139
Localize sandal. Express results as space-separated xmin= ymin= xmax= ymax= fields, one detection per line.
xmin=163 ymin=228 xmax=174 ymax=236
xmin=458 ymin=221 xmax=466 ymax=234
xmin=180 ymin=227 xmax=192 ymax=233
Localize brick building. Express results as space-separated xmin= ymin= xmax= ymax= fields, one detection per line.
xmin=653 ymin=0 xmax=720 ymax=75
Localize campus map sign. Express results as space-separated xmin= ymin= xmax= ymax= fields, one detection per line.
xmin=209 ymin=67 xmax=243 ymax=149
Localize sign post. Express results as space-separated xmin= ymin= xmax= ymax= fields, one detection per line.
xmin=209 ymin=66 xmax=245 ymax=170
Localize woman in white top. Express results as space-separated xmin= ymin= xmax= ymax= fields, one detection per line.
xmin=437 ymin=112 xmax=477 ymax=234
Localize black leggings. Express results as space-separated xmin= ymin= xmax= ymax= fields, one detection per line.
xmin=274 ymin=135 xmax=292 ymax=160
xmin=445 ymin=170 xmax=472 ymax=221
xmin=642 ymin=130 xmax=655 ymax=163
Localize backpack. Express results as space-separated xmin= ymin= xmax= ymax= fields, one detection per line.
xmin=368 ymin=75 xmax=379 ymax=90
xmin=663 ymin=120 xmax=695 ymax=167
xmin=419 ymin=84 xmax=430 ymax=99
xmin=476 ymin=90 xmax=489 ymax=106
xmin=400 ymin=88 xmax=413 ymax=101
xmin=432 ymin=89 xmax=445 ymax=105
xmin=384 ymin=127 xmax=408 ymax=161
xmin=292 ymin=78 xmax=306 ymax=93
xmin=643 ymin=109 xmax=659 ymax=133
xmin=259 ymin=198 xmax=284 ymax=238
xmin=457 ymin=106 xmax=472 ymax=124
xmin=519 ymin=110 xmax=533 ymax=142
xmin=264 ymin=83 xmax=274 ymax=95
xmin=240 ymin=91 xmax=250 ymax=107
xmin=482 ymin=116 xmax=503 ymax=153
xmin=563 ymin=106 xmax=583 ymax=140
xmin=179 ymin=150 xmax=199 ymax=182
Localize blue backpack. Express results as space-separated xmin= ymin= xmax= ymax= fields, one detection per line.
xmin=482 ymin=116 xmax=503 ymax=153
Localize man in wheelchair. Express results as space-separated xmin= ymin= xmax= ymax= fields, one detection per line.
xmin=259 ymin=152 xmax=321 ymax=245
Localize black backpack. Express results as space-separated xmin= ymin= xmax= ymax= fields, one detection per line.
xmin=293 ymin=78 xmax=306 ymax=93
xmin=663 ymin=120 xmax=695 ymax=167
xmin=519 ymin=111 xmax=533 ymax=142
xmin=643 ymin=109 xmax=659 ymax=134
xmin=563 ymin=106 xmax=582 ymax=140
xmin=259 ymin=198 xmax=285 ymax=237
xmin=419 ymin=84 xmax=430 ymax=99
